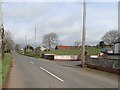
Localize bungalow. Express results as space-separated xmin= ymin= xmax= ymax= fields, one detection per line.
xmin=114 ymin=37 xmax=120 ymax=54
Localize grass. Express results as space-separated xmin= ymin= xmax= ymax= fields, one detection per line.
xmin=43 ymin=49 xmax=81 ymax=55
xmin=43 ymin=47 xmax=103 ymax=55
xmin=2 ymin=53 xmax=12 ymax=87
xmin=24 ymin=51 xmax=40 ymax=58
xmin=86 ymin=47 xmax=103 ymax=55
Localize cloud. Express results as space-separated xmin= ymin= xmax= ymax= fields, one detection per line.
xmin=2 ymin=2 xmax=118 ymax=46
xmin=2 ymin=0 xmax=119 ymax=2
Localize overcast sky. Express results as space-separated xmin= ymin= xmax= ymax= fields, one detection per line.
xmin=2 ymin=0 xmax=118 ymax=47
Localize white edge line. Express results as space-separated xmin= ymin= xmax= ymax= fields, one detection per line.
xmin=30 ymin=61 xmax=34 ymax=64
xmin=40 ymin=67 xmax=64 ymax=82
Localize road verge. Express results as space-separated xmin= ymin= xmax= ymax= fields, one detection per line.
xmin=2 ymin=53 xmax=12 ymax=88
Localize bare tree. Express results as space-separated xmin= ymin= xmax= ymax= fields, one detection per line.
xmin=42 ymin=32 xmax=59 ymax=50
xmin=15 ymin=44 xmax=20 ymax=52
xmin=0 ymin=26 xmax=2 ymax=53
xmin=102 ymin=30 xmax=119 ymax=45
xmin=4 ymin=31 xmax=14 ymax=53
xmin=74 ymin=41 xmax=80 ymax=48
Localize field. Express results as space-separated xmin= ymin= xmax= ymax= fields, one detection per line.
xmin=2 ymin=53 xmax=12 ymax=87
xmin=43 ymin=47 xmax=103 ymax=55
xmin=23 ymin=51 xmax=39 ymax=58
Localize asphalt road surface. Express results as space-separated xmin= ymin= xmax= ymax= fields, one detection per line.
xmin=7 ymin=52 xmax=118 ymax=88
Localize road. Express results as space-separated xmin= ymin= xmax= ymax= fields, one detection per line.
xmin=7 ymin=52 xmax=118 ymax=88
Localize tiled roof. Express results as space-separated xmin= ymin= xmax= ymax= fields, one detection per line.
xmin=55 ymin=46 xmax=72 ymax=50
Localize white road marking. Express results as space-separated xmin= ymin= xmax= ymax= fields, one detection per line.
xmin=30 ymin=61 xmax=34 ymax=64
xmin=40 ymin=67 xmax=64 ymax=82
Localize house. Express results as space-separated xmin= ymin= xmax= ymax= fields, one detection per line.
xmin=55 ymin=46 xmax=72 ymax=50
xmin=24 ymin=45 xmax=34 ymax=52
xmin=35 ymin=46 xmax=47 ymax=56
xmin=114 ymin=37 xmax=120 ymax=54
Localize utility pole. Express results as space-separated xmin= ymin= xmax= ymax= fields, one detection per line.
xmin=34 ymin=27 xmax=36 ymax=46
xmin=0 ymin=0 xmax=4 ymax=60
xmin=81 ymin=0 xmax=86 ymax=68
xmin=25 ymin=36 xmax=27 ymax=45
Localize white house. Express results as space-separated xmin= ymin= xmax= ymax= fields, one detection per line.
xmin=40 ymin=46 xmax=47 ymax=51
xmin=114 ymin=37 xmax=120 ymax=54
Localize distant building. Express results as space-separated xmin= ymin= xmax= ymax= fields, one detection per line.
xmin=114 ymin=37 xmax=120 ymax=54
xmin=24 ymin=45 xmax=34 ymax=52
xmin=55 ymin=46 xmax=72 ymax=50
xmin=35 ymin=46 xmax=47 ymax=57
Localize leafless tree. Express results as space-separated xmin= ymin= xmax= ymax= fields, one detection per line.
xmin=15 ymin=44 xmax=20 ymax=52
xmin=0 ymin=26 xmax=1 ymax=44
xmin=42 ymin=32 xmax=59 ymax=50
xmin=74 ymin=41 xmax=80 ymax=48
xmin=4 ymin=31 xmax=14 ymax=52
xmin=102 ymin=30 xmax=119 ymax=45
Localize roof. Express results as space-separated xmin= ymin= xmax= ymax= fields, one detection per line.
xmin=55 ymin=46 xmax=72 ymax=50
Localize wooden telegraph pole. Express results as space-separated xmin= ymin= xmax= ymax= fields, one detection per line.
xmin=81 ymin=0 xmax=86 ymax=68
xmin=34 ymin=27 xmax=36 ymax=46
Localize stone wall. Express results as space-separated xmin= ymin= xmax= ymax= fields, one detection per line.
xmin=86 ymin=58 xmax=120 ymax=74
xmin=42 ymin=54 xmax=54 ymax=60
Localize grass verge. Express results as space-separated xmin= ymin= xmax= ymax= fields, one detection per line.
xmin=2 ymin=53 xmax=12 ymax=87
xmin=23 ymin=51 xmax=39 ymax=58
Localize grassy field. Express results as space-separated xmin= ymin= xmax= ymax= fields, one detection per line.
xmin=2 ymin=53 xmax=12 ymax=87
xmin=43 ymin=47 xmax=103 ymax=55
xmin=24 ymin=51 xmax=40 ymax=58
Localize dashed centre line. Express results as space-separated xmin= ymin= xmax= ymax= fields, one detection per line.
xmin=30 ymin=61 xmax=34 ymax=64
xmin=40 ymin=67 xmax=64 ymax=82
xmin=29 ymin=60 xmax=64 ymax=82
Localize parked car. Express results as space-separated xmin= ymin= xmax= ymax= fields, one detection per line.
xmin=101 ymin=48 xmax=113 ymax=54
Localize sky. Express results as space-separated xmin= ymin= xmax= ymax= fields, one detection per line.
xmin=1 ymin=0 xmax=118 ymax=47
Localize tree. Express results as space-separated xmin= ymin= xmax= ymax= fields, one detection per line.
xmin=24 ymin=45 xmax=34 ymax=52
xmin=4 ymin=31 xmax=14 ymax=53
xmin=74 ymin=41 xmax=80 ymax=48
xmin=102 ymin=30 xmax=119 ymax=45
xmin=0 ymin=25 xmax=5 ymax=59
xmin=0 ymin=26 xmax=2 ymax=53
xmin=99 ymin=41 xmax=105 ymax=48
xmin=42 ymin=32 xmax=59 ymax=50
xmin=15 ymin=44 xmax=20 ymax=52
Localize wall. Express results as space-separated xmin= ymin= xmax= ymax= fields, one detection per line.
xmin=86 ymin=58 xmax=120 ymax=74
xmin=43 ymin=54 xmax=79 ymax=61
xmin=54 ymin=55 xmax=79 ymax=61
xmin=43 ymin=54 xmax=55 ymax=60
xmin=114 ymin=43 xmax=119 ymax=54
